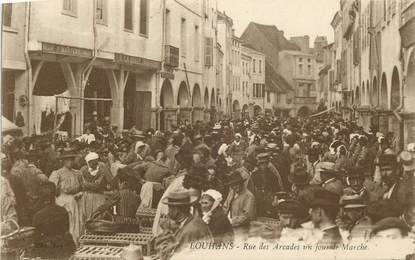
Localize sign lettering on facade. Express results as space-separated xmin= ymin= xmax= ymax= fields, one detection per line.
xmin=42 ymin=42 xmax=93 ymax=57
xmin=114 ymin=53 xmax=161 ymax=70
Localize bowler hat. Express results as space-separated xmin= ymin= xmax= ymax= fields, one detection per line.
xmin=340 ymin=194 xmax=367 ymax=209
xmin=366 ymin=199 xmax=403 ymax=223
xmin=256 ymin=153 xmax=270 ymax=164
xmin=131 ymin=130 xmax=146 ymax=139
xmin=309 ymin=189 xmax=340 ymax=208
xmin=224 ymin=171 xmax=245 ymax=186
xmin=277 ymin=199 xmax=308 ymax=218
xmin=57 ymin=149 xmax=78 ymax=160
xmin=377 ymin=154 xmax=397 ymax=167
xmin=317 ymin=162 xmax=337 ymax=175
xmin=162 ymin=191 xmax=197 ymax=206
xmin=289 ymin=167 xmax=309 ymax=185
xmin=345 ymin=167 xmax=365 ymax=179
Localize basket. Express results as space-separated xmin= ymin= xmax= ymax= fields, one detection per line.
xmin=0 ymin=219 xmax=35 ymax=253
xmin=70 ymin=245 xmax=123 ymax=260
xmin=85 ymin=211 xmax=121 ymax=234
xmin=79 ymin=232 xmax=155 ymax=256
xmin=136 ymin=208 xmax=156 ymax=228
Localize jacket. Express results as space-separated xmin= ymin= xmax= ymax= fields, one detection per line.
xmin=206 ymin=207 xmax=234 ymax=243
xmin=174 ymin=215 xmax=213 ymax=252
xmin=223 ymin=188 xmax=256 ymax=227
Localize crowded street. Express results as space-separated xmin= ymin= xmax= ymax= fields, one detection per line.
xmin=1 ymin=0 xmax=415 ymax=259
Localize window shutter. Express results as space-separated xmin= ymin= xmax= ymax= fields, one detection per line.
xmin=124 ymin=0 xmax=133 ymax=30
xmin=205 ymin=37 xmax=213 ymax=66
xmin=139 ymin=0 xmax=148 ymax=35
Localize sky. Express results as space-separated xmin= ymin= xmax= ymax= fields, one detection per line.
xmin=218 ymin=0 xmax=339 ymax=46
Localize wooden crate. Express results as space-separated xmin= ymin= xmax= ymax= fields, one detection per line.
xmin=256 ymin=217 xmax=280 ymax=226
xmin=70 ymin=245 xmax=123 ymax=260
xmin=136 ymin=208 xmax=156 ymax=227
xmin=79 ymin=233 xmax=154 ymax=256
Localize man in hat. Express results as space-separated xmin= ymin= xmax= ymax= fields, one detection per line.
xmin=223 ymin=170 xmax=256 ymax=231
xmin=319 ymin=162 xmax=343 ymax=196
xmin=343 ymin=167 xmax=370 ymax=204
xmin=49 ymin=150 xmax=83 ymax=243
xmin=379 ymin=154 xmax=412 ymax=206
xmin=339 ymin=194 xmax=371 ymax=241
xmin=251 ymin=153 xmax=283 ymax=217
xmin=309 ymin=189 xmax=343 ymax=245
xmin=371 ymin=217 xmax=410 ymax=240
xmin=162 ymin=191 xmax=213 ymax=252
xmin=193 ymin=134 xmax=210 ymax=154
xmin=289 ymin=165 xmax=320 ymax=206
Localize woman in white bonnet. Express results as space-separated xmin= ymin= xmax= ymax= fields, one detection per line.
xmin=79 ymin=152 xmax=113 ymax=227
xmin=199 ymin=189 xmax=234 ymax=243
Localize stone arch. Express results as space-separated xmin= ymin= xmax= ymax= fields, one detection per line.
xmin=372 ymin=76 xmax=378 ymax=107
xmin=177 ymin=81 xmax=190 ymax=107
xmin=233 ymin=100 xmax=241 ymax=119
xmin=407 ymin=49 xmax=415 ymax=112
xmin=160 ymin=79 xmax=175 ymax=131
xmin=210 ymin=88 xmax=216 ymax=108
xmin=242 ymin=104 xmax=249 ymax=118
xmin=362 ymin=82 xmax=366 ymax=105
xmin=160 ymin=79 xmax=174 ymax=108
xmin=192 ymin=84 xmax=202 ymax=107
xmin=380 ymin=73 xmax=388 ymax=109
xmin=297 ymin=106 xmax=310 ymax=117
xmin=204 ymin=87 xmax=209 ymax=108
xmin=390 ymin=67 xmax=400 ymax=110
xmin=84 ymin=68 xmax=111 ymax=125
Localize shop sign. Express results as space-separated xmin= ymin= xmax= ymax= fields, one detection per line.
xmin=114 ymin=53 xmax=160 ymax=70
xmin=42 ymin=42 xmax=92 ymax=57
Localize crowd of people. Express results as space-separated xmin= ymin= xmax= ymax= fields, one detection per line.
xmin=1 ymin=112 xmax=414 ymax=259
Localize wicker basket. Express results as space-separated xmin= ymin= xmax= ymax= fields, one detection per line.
xmin=0 ymin=219 xmax=35 ymax=253
xmin=86 ymin=211 xmax=121 ymax=234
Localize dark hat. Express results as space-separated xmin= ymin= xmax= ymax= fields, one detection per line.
xmin=25 ymin=149 xmax=41 ymax=158
xmin=289 ymin=166 xmax=309 ymax=185
xmin=309 ymin=189 xmax=340 ymax=208
xmin=345 ymin=167 xmax=365 ymax=179
xmin=277 ymin=199 xmax=308 ymax=218
xmin=340 ymin=194 xmax=367 ymax=209
xmin=131 ymin=130 xmax=146 ymax=139
xmin=57 ymin=149 xmax=78 ymax=160
xmin=377 ymin=154 xmax=397 ymax=168
xmin=161 ymin=191 xmax=197 ymax=206
xmin=317 ymin=162 xmax=337 ymax=175
xmin=224 ymin=171 xmax=245 ymax=186
xmin=256 ymin=153 xmax=270 ymax=164
xmin=371 ymin=217 xmax=410 ymax=236
xmin=366 ymin=199 xmax=403 ymax=223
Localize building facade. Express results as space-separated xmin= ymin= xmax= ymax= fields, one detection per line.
xmin=278 ymin=50 xmax=319 ymax=116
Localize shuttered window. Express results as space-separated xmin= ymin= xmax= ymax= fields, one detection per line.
xmin=2 ymin=3 xmax=12 ymax=27
xmin=181 ymin=18 xmax=186 ymax=57
xmin=62 ymin=0 xmax=77 ymax=16
xmin=96 ymin=0 xmax=107 ymax=25
xmin=124 ymin=0 xmax=133 ymax=31
xmin=205 ymin=37 xmax=213 ymax=66
xmin=139 ymin=0 xmax=148 ymax=36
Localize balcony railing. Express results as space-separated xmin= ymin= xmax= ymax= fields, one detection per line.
xmin=295 ymin=97 xmax=317 ymax=104
xmin=165 ymin=45 xmax=179 ymax=67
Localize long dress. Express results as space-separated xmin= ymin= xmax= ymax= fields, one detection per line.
xmin=49 ymin=167 xmax=83 ymax=243
xmin=79 ymin=163 xmax=112 ymax=228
